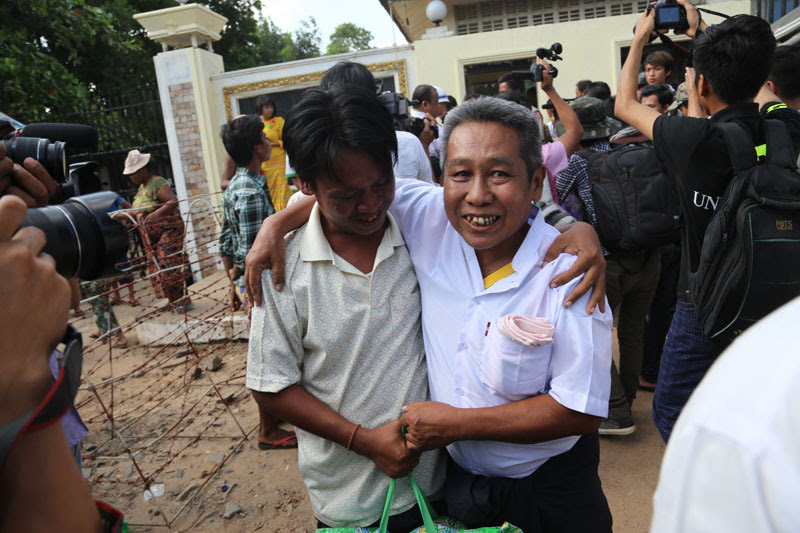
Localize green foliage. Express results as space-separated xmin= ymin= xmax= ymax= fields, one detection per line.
xmin=281 ymin=17 xmax=321 ymax=61
xmin=0 ymin=0 xmax=129 ymax=118
xmin=326 ymin=23 xmax=373 ymax=56
xmin=0 ymin=0 xmax=337 ymax=120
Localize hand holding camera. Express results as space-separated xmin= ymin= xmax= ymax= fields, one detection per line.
xmin=534 ymin=43 xmax=562 ymax=82
xmin=0 ymin=142 xmax=57 ymax=208
xmin=0 ymin=195 xmax=71 ymax=426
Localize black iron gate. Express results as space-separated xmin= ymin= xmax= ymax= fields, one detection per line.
xmin=21 ymin=88 xmax=174 ymax=201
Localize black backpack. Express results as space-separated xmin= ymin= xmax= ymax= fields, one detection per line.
xmin=690 ymin=120 xmax=800 ymax=343
xmin=581 ymin=144 xmax=680 ymax=252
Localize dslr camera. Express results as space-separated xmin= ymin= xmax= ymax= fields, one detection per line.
xmin=649 ymin=0 xmax=689 ymax=30
xmin=1 ymin=120 xmax=129 ymax=280
xmin=378 ymin=91 xmax=439 ymax=139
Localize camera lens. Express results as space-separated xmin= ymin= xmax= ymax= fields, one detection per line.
xmin=2 ymin=137 xmax=67 ymax=182
xmin=20 ymin=191 xmax=129 ymax=280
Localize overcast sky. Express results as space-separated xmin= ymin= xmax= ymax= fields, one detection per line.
xmin=259 ymin=0 xmax=409 ymax=49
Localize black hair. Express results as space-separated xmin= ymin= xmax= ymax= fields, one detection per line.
xmin=640 ymin=83 xmax=674 ymax=108
xmin=412 ymin=84 xmax=437 ymax=107
xmin=769 ymin=44 xmax=800 ymax=101
xmin=447 ymin=95 xmax=458 ymax=108
xmin=693 ymin=15 xmax=776 ymax=105
xmin=220 ymin=114 xmax=265 ymax=167
xmin=255 ymin=94 xmax=277 ymax=117
xmin=498 ymin=73 xmax=523 ymax=92
xmin=576 ymin=79 xmax=592 ymax=93
xmin=644 ymin=50 xmax=675 ymax=72
xmin=586 ymin=81 xmax=611 ymax=101
xmin=283 ymin=87 xmax=398 ymax=189
xmin=497 ymin=90 xmax=531 ymax=110
xmin=320 ymin=61 xmax=377 ymax=93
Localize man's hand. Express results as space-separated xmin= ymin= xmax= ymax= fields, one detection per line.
xmin=400 ymin=401 xmax=460 ymax=452
xmin=229 ymin=285 xmax=242 ymax=312
xmin=352 ymin=420 xmax=421 ymax=478
xmin=674 ymin=0 xmax=706 ymax=38
xmin=538 ymin=59 xmax=555 ymax=92
xmin=544 ymin=222 xmax=606 ymax=313
xmin=418 ymin=113 xmax=436 ymax=152
xmin=0 ymin=196 xmax=71 ymax=426
xmin=633 ymin=6 xmax=657 ymax=45
xmin=245 ymin=217 xmax=288 ymax=306
xmin=0 ymin=153 xmax=57 ymax=208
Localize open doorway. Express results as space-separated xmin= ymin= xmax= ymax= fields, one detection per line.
xmin=463 ymin=58 xmax=539 ymax=107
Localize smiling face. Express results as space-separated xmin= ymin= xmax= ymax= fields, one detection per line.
xmin=443 ymin=121 xmax=544 ymax=262
xmin=300 ymin=148 xmax=395 ymax=237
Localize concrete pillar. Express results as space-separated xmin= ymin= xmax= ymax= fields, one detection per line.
xmin=134 ymin=4 xmax=228 ymax=280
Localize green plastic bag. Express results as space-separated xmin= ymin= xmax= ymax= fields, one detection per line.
xmin=316 ymin=473 xmax=522 ymax=533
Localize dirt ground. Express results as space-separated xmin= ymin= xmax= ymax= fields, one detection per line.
xmin=73 ymin=278 xmax=664 ymax=533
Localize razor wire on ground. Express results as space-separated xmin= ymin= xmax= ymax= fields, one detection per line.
xmin=70 ymin=190 xmax=263 ymax=531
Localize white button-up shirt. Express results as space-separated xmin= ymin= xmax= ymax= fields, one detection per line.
xmin=390 ymin=179 xmax=612 ymax=479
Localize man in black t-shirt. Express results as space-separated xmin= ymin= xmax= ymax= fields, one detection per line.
xmin=615 ymin=0 xmax=800 ymax=442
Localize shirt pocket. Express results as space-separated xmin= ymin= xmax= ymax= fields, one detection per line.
xmin=479 ymin=323 xmax=552 ymax=401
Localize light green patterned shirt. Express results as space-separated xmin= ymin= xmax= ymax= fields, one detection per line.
xmin=246 ymin=204 xmax=445 ymax=527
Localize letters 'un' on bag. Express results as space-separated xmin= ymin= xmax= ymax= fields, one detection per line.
xmin=316 ymin=473 xmax=522 ymax=533
xmin=689 ymin=120 xmax=800 ymax=343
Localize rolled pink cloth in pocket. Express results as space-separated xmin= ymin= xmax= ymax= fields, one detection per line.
xmin=497 ymin=314 xmax=555 ymax=347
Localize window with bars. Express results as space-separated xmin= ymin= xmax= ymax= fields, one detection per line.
xmin=454 ymin=0 xmax=652 ymax=35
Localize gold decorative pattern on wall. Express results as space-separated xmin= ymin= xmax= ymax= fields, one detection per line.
xmin=222 ymin=60 xmax=408 ymax=120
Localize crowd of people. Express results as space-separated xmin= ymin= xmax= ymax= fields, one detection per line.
xmin=2 ymin=0 xmax=800 ymax=530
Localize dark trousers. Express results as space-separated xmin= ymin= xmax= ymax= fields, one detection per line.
xmin=652 ymin=300 xmax=726 ymax=442
xmin=641 ymin=245 xmax=680 ymax=383
xmin=316 ymin=499 xmax=447 ymax=532
xmin=444 ymin=433 xmax=612 ymax=533
xmin=605 ymin=250 xmax=661 ymax=419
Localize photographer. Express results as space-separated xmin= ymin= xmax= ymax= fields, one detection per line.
xmin=409 ymin=84 xmax=441 ymax=156
xmin=615 ymin=0 xmax=800 ymax=442
xmin=0 ymin=195 xmax=123 ymax=532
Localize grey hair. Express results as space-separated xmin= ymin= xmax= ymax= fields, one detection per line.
xmin=439 ymin=96 xmax=543 ymax=180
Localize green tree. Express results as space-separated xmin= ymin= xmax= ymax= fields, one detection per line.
xmin=0 ymin=0 xmax=265 ymax=120
xmin=280 ymin=17 xmax=321 ymax=61
xmin=326 ymin=23 xmax=373 ymax=56
xmin=254 ymin=17 xmax=291 ymax=66
xmin=0 ymin=0 xmax=135 ymax=118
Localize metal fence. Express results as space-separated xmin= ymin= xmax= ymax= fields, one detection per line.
xmin=22 ymin=88 xmax=174 ymax=200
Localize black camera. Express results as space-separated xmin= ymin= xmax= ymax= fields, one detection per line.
xmin=19 ymin=191 xmax=129 ymax=280
xmin=651 ymin=0 xmax=689 ymax=30
xmin=534 ymin=43 xmax=563 ymax=82
xmin=378 ymin=91 xmax=439 ymax=138
xmin=1 ymin=137 xmax=67 ymax=182
xmin=1 ymin=120 xmax=128 ymax=280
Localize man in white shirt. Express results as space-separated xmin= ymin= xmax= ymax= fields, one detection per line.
xmin=650 ymin=295 xmax=800 ymax=533
xmin=394 ymin=97 xmax=613 ymax=532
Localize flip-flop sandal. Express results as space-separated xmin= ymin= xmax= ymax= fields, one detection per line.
xmin=258 ymin=432 xmax=298 ymax=450
xmin=89 ymin=331 xmax=102 ymax=339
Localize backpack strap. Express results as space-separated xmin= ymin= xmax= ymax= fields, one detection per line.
xmin=714 ymin=121 xmax=758 ymax=172
xmin=761 ymin=119 xmax=797 ymax=168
